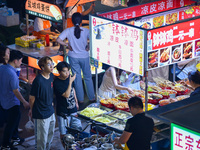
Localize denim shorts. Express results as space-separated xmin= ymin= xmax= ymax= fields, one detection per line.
xmin=57 ymin=113 xmax=82 ymax=135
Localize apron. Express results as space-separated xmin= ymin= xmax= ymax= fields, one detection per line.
xmin=33 ymin=20 xmax=51 ymax=39
xmin=66 ymin=5 xmax=82 ymax=28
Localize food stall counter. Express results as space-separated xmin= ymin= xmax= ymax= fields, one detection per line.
xmin=7 ymin=44 xmax=62 ymax=59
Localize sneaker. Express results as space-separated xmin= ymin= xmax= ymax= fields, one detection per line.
xmin=11 ymin=138 xmax=24 ymax=146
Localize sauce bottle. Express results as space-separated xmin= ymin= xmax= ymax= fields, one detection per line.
xmin=46 ymin=34 xmax=50 ymax=46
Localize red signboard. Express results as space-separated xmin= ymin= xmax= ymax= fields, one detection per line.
xmin=147 ymin=18 xmax=200 ymax=50
xmin=98 ymin=0 xmax=195 ymax=21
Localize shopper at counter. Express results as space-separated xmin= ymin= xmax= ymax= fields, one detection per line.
xmin=99 ymin=65 xmax=133 ymax=99
xmin=29 ymin=56 xmax=55 ymax=150
xmin=54 ymin=61 xmax=82 ymax=147
xmin=33 ymin=17 xmax=57 ymax=39
xmin=57 ymin=12 xmax=95 ymax=103
xmin=188 ymin=70 xmax=200 ymax=97
xmin=0 ymin=50 xmax=29 ymax=150
xmin=113 ymin=96 xmax=154 ymax=150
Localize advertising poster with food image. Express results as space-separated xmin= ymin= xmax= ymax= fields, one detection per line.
xmin=172 ymin=44 xmax=181 ymax=63
xmin=148 ymin=50 xmax=158 ymax=69
xmin=134 ymin=18 xmax=152 ymax=29
xmin=195 ymin=39 xmax=200 ymax=57
xmin=159 ymin=47 xmax=170 ymax=66
xmin=165 ymin=12 xmax=178 ymax=25
xmin=182 ymin=41 xmax=193 ymax=60
xmin=153 ymin=16 xmax=164 ymax=28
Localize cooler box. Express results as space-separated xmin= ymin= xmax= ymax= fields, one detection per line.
xmin=0 ymin=13 xmax=19 ymax=27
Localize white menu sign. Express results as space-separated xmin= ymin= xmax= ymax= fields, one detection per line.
xmin=90 ymin=15 xmax=144 ymax=76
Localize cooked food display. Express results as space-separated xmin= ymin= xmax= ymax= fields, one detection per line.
xmin=93 ymin=117 xmax=112 ymax=123
xmin=148 ymin=51 xmax=158 ymax=64
xmin=166 ymin=13 xmax=178 ymax=24
xmin=115 ymin=93 xmax=132 ymax=101
xmin=153 ymin=16 xmax=164 ymax=28
xmin=158 ymin=90 xmax=177 ymax=96
xmin=149 ymin=93 xmax=163 ymax=100
xmin=114 ymin=102 xmax=129 ymax=109
xmin=173 ymin=47 xmax=181 ymax=60
xmin=108 ymin=122 xmax=125 ymax=131
xmin=141 ymin=22 xmax=151 ymax=29
xmin=111 ymin=112 xmax=131 ymax=120
xmin=159 ymin=99 xmax=170 ymax=106
xmin=183 ymin=42 xmax=193 ymax=59
xmin=175 ymin=95 xmax=190 ymax=101
xmin=80 ymin=107 xmax=106 ymax=117
xmin=160 ymin=48 xmax=170 ymax=63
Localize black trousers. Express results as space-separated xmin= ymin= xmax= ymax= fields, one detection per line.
xmin=2 ymin=105 xmax=21 ymax=147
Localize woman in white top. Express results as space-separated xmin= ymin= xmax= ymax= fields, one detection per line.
xmin=99 ymin=65 xmax=133 ymax=99
xmin=57 ymin=12 xmax=95 ymax=103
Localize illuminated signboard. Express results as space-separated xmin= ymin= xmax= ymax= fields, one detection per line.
xmin=147 ymin=18 xmax=200 ymax=70
xmin=90 ymin=15 xmax=144 ymax=76
xmin=25 ymin=0 xmax=62 ymax=23
xmin=171 ymin=123 xmax=200 ymax=150
xmin=98 ymin=0 xmax=195 ymax=21
xmin=28 ymin=55 xmax=63 ymax=76
xmin=65 ymin=0 xmax=95 ymax=7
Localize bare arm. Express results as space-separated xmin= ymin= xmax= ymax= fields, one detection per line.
xmin=73 ymin=88 xmax=79 ymax=110
xmin=62 ymin=74 xmax=76 ymax=98
xmin=56 ymin=37 xmax=68 ymax=47
xmin=110 ymin=67 xmax=133 ymax=93
xmin=81 ymin=3 xmax=95 ymax=16
xmin=13 ymin=89 xmax=29 ymax=109
xmin=39 ymin=30 xmax=57 ymax=36
xmin=113 ymin=131 xmax=132 ymax=144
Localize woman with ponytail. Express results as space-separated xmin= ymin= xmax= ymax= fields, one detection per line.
xmin=57 ymin=12 xmax=95 ymax=103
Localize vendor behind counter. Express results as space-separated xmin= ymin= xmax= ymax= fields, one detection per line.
xmin=33 ymin=17 xmax=57 ymax=39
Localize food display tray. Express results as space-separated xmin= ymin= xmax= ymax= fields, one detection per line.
xmin=90 ymin=114 xmax=117 ymax=125
xmin=77 ymin=104 xmax=113 ymax=120
xmin=108 ymin=110 xmax=132 ymax=120
xmin=107 ymin=120 xmax=126 ymax=133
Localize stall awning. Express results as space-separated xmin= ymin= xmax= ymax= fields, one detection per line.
xmin=65 ymin=0 xmax=95 ymax=7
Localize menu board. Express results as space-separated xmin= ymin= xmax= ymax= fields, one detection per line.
xmin=25 ymin=0 xmax=62 ymax=23
xmin=98 ymin=0 xmax=195 ymax=21
xmin=90 ymin=15 xmax=144 ymax=76
xmin=147 ymin=18 xmax=200 ymax=70
xmin=171 ymin=123 xmax=200 ymax=150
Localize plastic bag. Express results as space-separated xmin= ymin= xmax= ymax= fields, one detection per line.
xmin=25 ymin=117 xmax=34 ymax=132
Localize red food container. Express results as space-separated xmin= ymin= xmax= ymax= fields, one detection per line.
xmin=114 ymin=106 xmax=129 ymax=112
xmin=100 ymin=102 xmax=114 ymax=108
xmin=160 ymin=86 xmax=171 ymax=90
xmin=148 ymin=99 xmax=159 ymax=105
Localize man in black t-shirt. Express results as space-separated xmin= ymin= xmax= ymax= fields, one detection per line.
xmin=113 ymin=96 xmax=154 ymax=150
xmin=29 ymin=56 xmax=55 ymax=150
xmin=53 ymin=61 xmax=81 ymax=147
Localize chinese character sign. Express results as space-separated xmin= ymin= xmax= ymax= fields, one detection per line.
xmin=90 ymin=16 xmax=144 ymax=76
xmin=147 ymin=18 xmax=200 ymax=70
xmin=98 ymin=0 xmax=195 ymax=21
xmin=171 ymin=123 xmax=200 ymax=150
xmin=25 ymin=0 xmax=62 ymax=22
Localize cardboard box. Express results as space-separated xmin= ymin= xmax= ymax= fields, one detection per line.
xmin=0 ymin=13 xmax=19 ymax=27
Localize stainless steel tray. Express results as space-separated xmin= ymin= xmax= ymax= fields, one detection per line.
xmin=77 ymin=104 xmax=113 ymax=120
xmin=90 ymin=114 xmax=117 ymax=125
xmin=107 ymin=120 xmax=126 ymax=132
xmin=108 ymin=110 xmax=132 ymax=120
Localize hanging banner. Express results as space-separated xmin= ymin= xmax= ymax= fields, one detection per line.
xmin=98 ymin=0 xmax=195 ymax=21
xmin=90 ymin=15 xmax=144 ymax=76
xmin=25 ymin=0 xmax=62 ymax=23
xmin=171 ymin=123 xmax=200 ymax=150
xmin=147 ymin=18 xmax=200 ymax=70
xmin=65 ymin=0 xmax=95 ymax=7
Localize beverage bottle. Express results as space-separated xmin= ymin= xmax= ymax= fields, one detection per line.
xmin=46 ymin=34 xmax=50 ymax=46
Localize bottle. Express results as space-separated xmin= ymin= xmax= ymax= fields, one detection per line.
xmin=46 ymin=34 xmax=50 ymax=46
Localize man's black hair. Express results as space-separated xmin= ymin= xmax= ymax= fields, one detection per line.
xmin=128 ymin=96 xmax=143 ymax=109
xmin=56 ymin=61 xmax=71 ymax=72
xmin=8 ymin=50 xmax=23 ymax=62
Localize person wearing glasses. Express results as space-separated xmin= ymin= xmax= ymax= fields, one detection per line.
xmin=29 ymin=56 xmax=56 ymax=150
